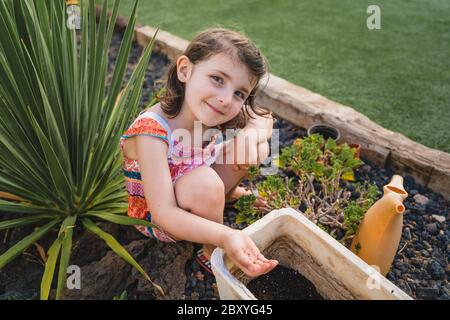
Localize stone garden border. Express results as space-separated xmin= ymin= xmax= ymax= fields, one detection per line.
xmin=111 ymin=11 xmax=450 ymax=201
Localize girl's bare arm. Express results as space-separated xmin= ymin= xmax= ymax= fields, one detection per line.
xmin=135 ymin=135 xmax=230 ymax=247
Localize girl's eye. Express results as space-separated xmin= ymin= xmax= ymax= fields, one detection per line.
xmin=211 ymin=75 xmax=245 ymax=100
xmin=235 ymin=91 xmax=245 ymax=100
xmin=211 ymin=76 xmax=223 ymax=84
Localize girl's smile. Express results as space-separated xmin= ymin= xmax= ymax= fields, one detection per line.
xmin=205 ymin=101 xmax=225 ymax=115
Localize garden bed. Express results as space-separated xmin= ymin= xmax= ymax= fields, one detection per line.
xmin=0 ymin=27 xmax=448 ymax=301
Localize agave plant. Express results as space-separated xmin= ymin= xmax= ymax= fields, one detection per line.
xmin=0 ymin=0 xmax=162 ymax=299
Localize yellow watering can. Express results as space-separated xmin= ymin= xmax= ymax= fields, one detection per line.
xmin=351 ymin=175 xmax=408 ymax=276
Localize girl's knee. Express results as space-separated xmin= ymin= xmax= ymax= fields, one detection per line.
xmin=175 ymin=166 xmax=225 ymax=212
xmin=199 ymin=171 xmax=225 ymax=206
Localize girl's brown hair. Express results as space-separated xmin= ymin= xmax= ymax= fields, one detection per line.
xmin=158 ymin=27 xmax=272 ymax=129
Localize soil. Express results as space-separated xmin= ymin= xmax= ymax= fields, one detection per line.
xmin=246 ymin=265 xmax=325 ymax=300
xmin=0 ymin=29 xmax=448 ymax=300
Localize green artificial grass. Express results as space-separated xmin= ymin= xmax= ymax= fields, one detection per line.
xmin=97 ymin=0 xmax=450 ymax=152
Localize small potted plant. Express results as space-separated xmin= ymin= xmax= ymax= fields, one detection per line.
xmin=307 ymin=123 xmax=341 ymax=142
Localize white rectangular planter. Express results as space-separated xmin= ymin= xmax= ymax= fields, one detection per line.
xmin=211 ymin=208 xmax=412 ymax=300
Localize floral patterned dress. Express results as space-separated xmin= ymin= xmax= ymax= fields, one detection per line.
xmin=119 ymin=110 xmax=224 ymax=242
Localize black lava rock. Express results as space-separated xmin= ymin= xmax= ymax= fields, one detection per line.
xmin=425 ymin=223 xmax=439 ymax=235
xmin=414 ymin=204 xmax=427 ymax=215
xmin=426 ymin=260 xmax=446 ymax=280
xmin=403 ymin=176 xmax=416 ymax=189
xmin=416 ymin=287 xmax=440 ymax=300
xmin=426 ymin=200 xmax=439 ymax=213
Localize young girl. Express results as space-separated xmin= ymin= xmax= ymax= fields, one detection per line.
xmin=120 ymin=28 xmax=278 ymax=277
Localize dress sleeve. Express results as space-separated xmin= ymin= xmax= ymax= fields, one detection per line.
xmin=121 ymin=117 xmax=170 ymax=148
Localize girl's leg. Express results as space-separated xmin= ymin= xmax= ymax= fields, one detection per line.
xmin=174 ymin=165 xmax=225 ymax=259
xmin=211 ymin=164 xmax=248 ymax=200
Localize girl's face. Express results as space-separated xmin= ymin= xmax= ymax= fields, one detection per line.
xmin=177 ymin=53 xmax=255 ymax=127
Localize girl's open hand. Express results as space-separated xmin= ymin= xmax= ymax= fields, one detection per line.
xmin=222 ymin=230 xmax=278 ymax=277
